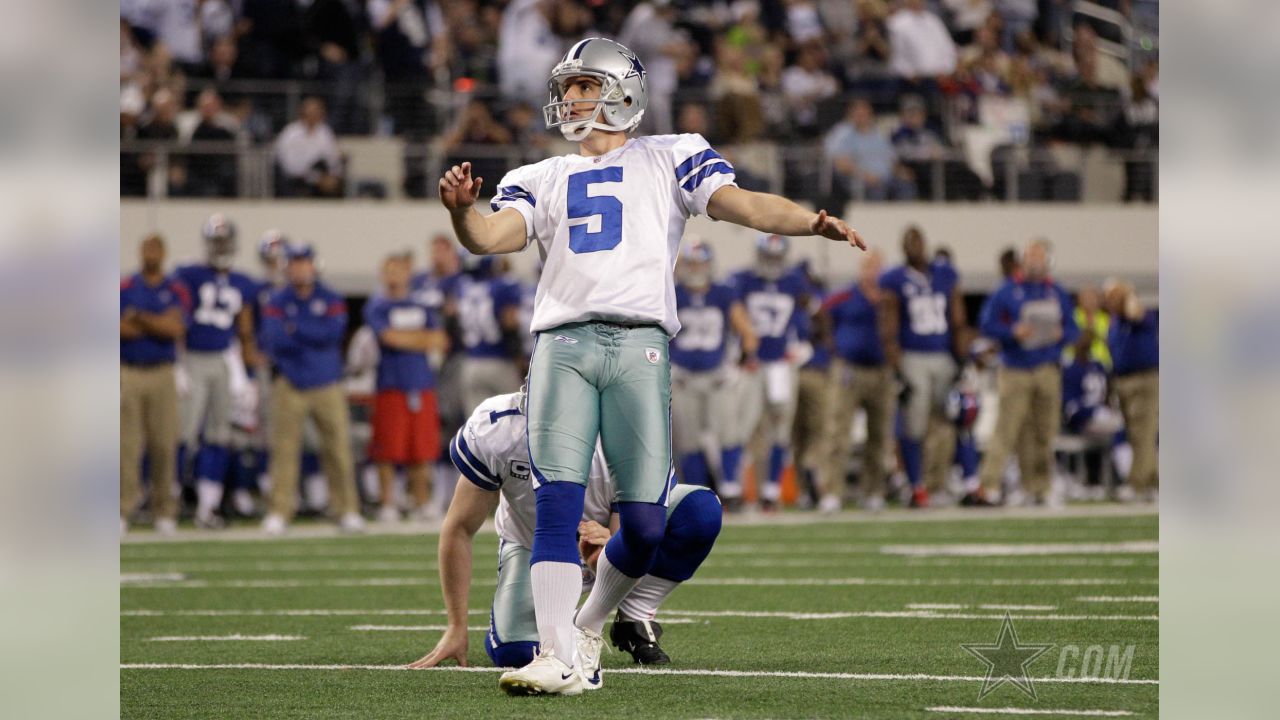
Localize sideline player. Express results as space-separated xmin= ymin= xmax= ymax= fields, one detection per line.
xmin=407 ymin=391 xmax=722 ymax=675
xmin=174 ymin=215 xmax=260 ymax=528
xmin=438 ymin=37 xmax=864 ymax=695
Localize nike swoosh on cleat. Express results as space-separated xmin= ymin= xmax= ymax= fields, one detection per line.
xmin=561 ymin=673 xmax=575 ymax=680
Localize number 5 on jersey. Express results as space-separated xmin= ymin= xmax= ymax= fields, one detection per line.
xmin=568 ymin=167 xmax=623 ymax=254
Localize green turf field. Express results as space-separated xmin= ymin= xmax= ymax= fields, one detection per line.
xmin=121 ymin=508 xmax=1158 ymax=718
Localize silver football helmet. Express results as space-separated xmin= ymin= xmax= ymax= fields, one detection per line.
xmin=544 ymin=37 xmax=648 ymax=142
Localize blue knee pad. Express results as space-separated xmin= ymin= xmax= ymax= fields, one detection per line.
xmin=485 ymin=634 xmax=538 ymax=668
xmin=650 ymin=490 xmax=722 ymax=582
xmin=530 ymin=481 xmax=586 ymax=565
xmin=604 ymin=502 xmax=667 ymax=578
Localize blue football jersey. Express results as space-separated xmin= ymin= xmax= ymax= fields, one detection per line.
xmin=729 ymin=269 xmax=809 ymax=362
xmin=174 ymin=264 xmax=258 ymax=352
xmin=671 ymin=282 xmax=739 ymax=371
xmin=411 ymin=270 xmax=462 ymax=313
xmin=455 ymin=275 xmax=523 ymax=359
xmin=879 ymin=263 xmax=958 ymax=354
xmin=1062 ymin=359 xmax=1109 ymax=432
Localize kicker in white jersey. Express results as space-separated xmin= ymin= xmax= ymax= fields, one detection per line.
xmin=490 ymin=133 xmax=737 ymax=336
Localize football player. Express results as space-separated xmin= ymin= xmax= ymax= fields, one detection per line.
xmin=173 ymin=214 xmax=261 ymax=528
xmin=728 ymin=234 xmax=813 ymax=511
xmin=408 ymin=390 xmax=723 ymax=674
xmin=453 ymin=254 xmax=524 ymax=413
xmin=437 ymin=36 xmax=864 ymax=695
xmin=879 ymin=226 xmax=967 ymax=507
xmin=670 ymin=237 xmax=757 ymax=497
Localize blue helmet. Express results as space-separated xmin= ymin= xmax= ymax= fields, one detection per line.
xmin=678 ymin=236 xmax=714 ymax=289
xmin=755 ymin=234 xmax=789 ymax=279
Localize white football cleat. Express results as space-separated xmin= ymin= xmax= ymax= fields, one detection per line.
xmin=575 ymin=625 xmax=604 ymax=690
xmin=376 ymin=504 xmax=401 ymax=524
xmin=262 ymin=513 xmax=287 ymax=536
xmin=232 ymin=489 xmax=257 ymax=517
xmin=819 ymin=494 xmax=842 ymax=514
xmin=339 ymin=512 xmax=366 ymax=534
xmin=154 ymin=517 xmax=178 ymax=537
xmin=498 ymin=647 xmax=583 ymax=696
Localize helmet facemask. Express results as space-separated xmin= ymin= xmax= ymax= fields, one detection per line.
xmin=207 ymin=234 xmax=236 ymax=271
xmin=544 ymin=69 xmax=638 ymax=141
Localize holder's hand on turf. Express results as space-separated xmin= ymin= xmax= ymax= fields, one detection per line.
xmin=407 ymin=627 xmax=469 ymax=668
xmin=811 ymin=209 xmax=866 ymax=251
xmin=439 ymin=161 xmax=484 ymax=213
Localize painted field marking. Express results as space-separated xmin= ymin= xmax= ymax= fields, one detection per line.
xmin=905 ymin=604 xmax=1058 ymax=612
xmin=121 ymin=576 xmax=1157 ymax=589
xmin=145 ymin=635 xmax=305 ymax=642
xmin=1076 ymin=596 xmax=1158 ymax=603
xmin=880 ymin=542 xmax=1158 ymax=557
xmin=349 ymin=625 xmax=491 ymax=632
xmin=123 ymin=609 xmax=490 ymax=617
xmin=119 ymin=663 xmax=1158 ymax=686
xmin=926 ymin=706 xmax=1134 ymax=716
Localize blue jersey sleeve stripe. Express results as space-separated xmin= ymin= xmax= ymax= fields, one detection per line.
xmin=674 ymin=149 xmax=723 ymax=183
xmin=681 ymin=161 xmax=735 ymax=192
xmin=449 ymin=433 xmax=501 ymax=490
xmin=456 ymin=431 xmax=502 ymax=485
xmin=496 ymin=186 xmax=536 ymax=206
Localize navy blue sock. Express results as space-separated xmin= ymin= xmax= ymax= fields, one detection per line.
xmin=300 ymin=451 xmax=320 ymax=478
xmin=680 ymin=452 xmax=711 ymax=487
xmin=767 ymin=444 xmax=787 ymax=486
xmin=900 ymin=437 xmax=923 ymax=488
xmin=603 ymin=502 xmax=667 ymax=578
xmin=720 ymin=446 xmax=743 ymax=484
xmin=530 ymin=481 xmax=586 ymax=565
xmin=195 ymin=444 xmax=230 ymax=484
xmin=956 ymin=432 xmax=979 ymax=478
xmin=649 ymin=490 xmax=723 ymax=582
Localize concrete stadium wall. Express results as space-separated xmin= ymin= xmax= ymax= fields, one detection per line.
xmin=121 ymin=200 xmax=1157 ymax=295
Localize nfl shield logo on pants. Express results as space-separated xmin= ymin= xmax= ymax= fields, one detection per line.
xmin=645 ymin=348 xmax=660 ymax=364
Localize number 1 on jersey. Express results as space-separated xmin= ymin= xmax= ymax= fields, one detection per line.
xmin=567 ymin=167 xmax=623 ymax=253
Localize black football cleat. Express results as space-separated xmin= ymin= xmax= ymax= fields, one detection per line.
xmin=610 ymin=613 xmax=671 ymax=665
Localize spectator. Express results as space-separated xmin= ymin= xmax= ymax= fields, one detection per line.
xmin=120 ymin=234 xmax=190 ymax=535
xmin=821 ymin=247 xmax=893 ymax=512
xmin=370 ymin=0 xmax=447 ymax=137
xmin=136 ymin=88 xmax=185 ymax=195
xmin=852 ymin=0 xmax=891 ymax=65
xmin=1050 ymin=51 xmax=1122 ymax=145
xmin=441 ymin=100 xmax=513 ymax=194
xmin=824 ymin=98 xmax=918 ymax=202
xmin=998 ymin=246 xmax=1020 ymax=280
xmin=240 ymin=0 xmax=304 ymax=79
xmin=274 ymin=97 xmax=345 ymax=198
xmin=942 ymin=0 xmax=994 ymax=46
xmin=780 ymin=41 xmax=839 ymax=137
xmin=1116 ymin=73 xmax=1159 ymax=202
xmin=887 ymin=0 xmax=958 ymax=83
xmin=365 ymin=253 xmax=449 ymax=523
xmin=1071 ymin=22 xmax=1129 ymax=92
xmin=193 ymin=35 xmax=245 ymax=86
xmin=620 ymin=0 xmax=693 ymax=135
xmin=497 ymin=0 xmax=571 ymax=110
xmin=959 ymin=24 xmax=1012 ymax=89
xmin=128 ymin=0 xmax=204 ymax=73
xmin=505 ymin=101 xmax=553 ymax=159
xmin=1104 ymin=278 xmax=1159 ymax=501
xmin=993 ymin=0 xmax=1037 ymax=50
xmin=891 ymin=95 xmax=984 ymax=200
xmin=977 ymin=239 xmax=1078 ymax=505
xmin=709 ymin=42 xmax=765 ymax=143
xmin=445 ymin=1 xmax=501 ymax=85
xmin=303 ymin=0 xmax=364 ymax=134
xmin=186 ymin=88 xmax=239 ymax=197
xmin=261 ymin=243 xmax=363 ymax=535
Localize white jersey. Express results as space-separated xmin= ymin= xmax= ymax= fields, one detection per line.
xmin=449 ymin=393 xmax=615 ymax=549
xmin=490 ymin=133 xmax=737 ymax=337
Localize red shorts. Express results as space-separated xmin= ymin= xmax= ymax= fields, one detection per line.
xmin=371 ymin=389 xmax=440 ymax=465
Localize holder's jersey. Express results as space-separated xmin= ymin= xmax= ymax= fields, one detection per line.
xmin=174 ymin=264 xmax=257 ymax=352
xmin=671 ymin=282 xmax=740 ymax=372
xmin=490 ymin=133 xmax=737 ymax=337
xmin=728 ymin=269 xmax=810 ymax=362
xmin=449 ymin=393 xmax=614 ymax=549
xmin=879 ymin=262 xmax=958 ymax=354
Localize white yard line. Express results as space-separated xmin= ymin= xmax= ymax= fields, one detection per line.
xmin=1076 ymin=596 xmax=1158 ymax=603
xmin=906 ymin=604 xmax=1058 ymax=612
xmin=926 ymin=706 xmax=1134 ymax=716
xmin=119 ymin=663 xmax=1158 ymax=686
xmin=120 ymin=576 xmax=1157 ymax=589
xmin=145 ymin=635 xmax=305 ymax=642
xmin=880 ymin=542 xmax=1158 ymax=557
xmin=907 ymin=603 xmax=967 ymax=610
xmin=349 ymin=625 xmax=490 ymax=632
xmin=122 ymin=607 xmax=1154 ymax=622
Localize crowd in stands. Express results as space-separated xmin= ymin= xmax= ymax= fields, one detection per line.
xmin=120 ymin=0 xmax=1158 ymax=202
xmin=120 ymin=215 xmax=1158 ymax=535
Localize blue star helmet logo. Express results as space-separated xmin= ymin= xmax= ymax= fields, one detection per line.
xmin=622 ymin=49 xmax=646 ymax=82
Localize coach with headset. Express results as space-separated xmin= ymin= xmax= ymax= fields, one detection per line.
xmin=976 ymin=239 xmax=1078 ymax=504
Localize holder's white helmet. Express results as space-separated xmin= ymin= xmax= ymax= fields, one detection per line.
xmin=544 ymin=38 xmax=648 ymax=142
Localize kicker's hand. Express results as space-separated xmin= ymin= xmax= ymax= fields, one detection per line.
xmin=811 ymin=209 xmax=866 ymax=251
xmin=407 ymin=627 xmax=469 ymax=668
xmin=439 ymin=161 xmax=484 ymax=213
